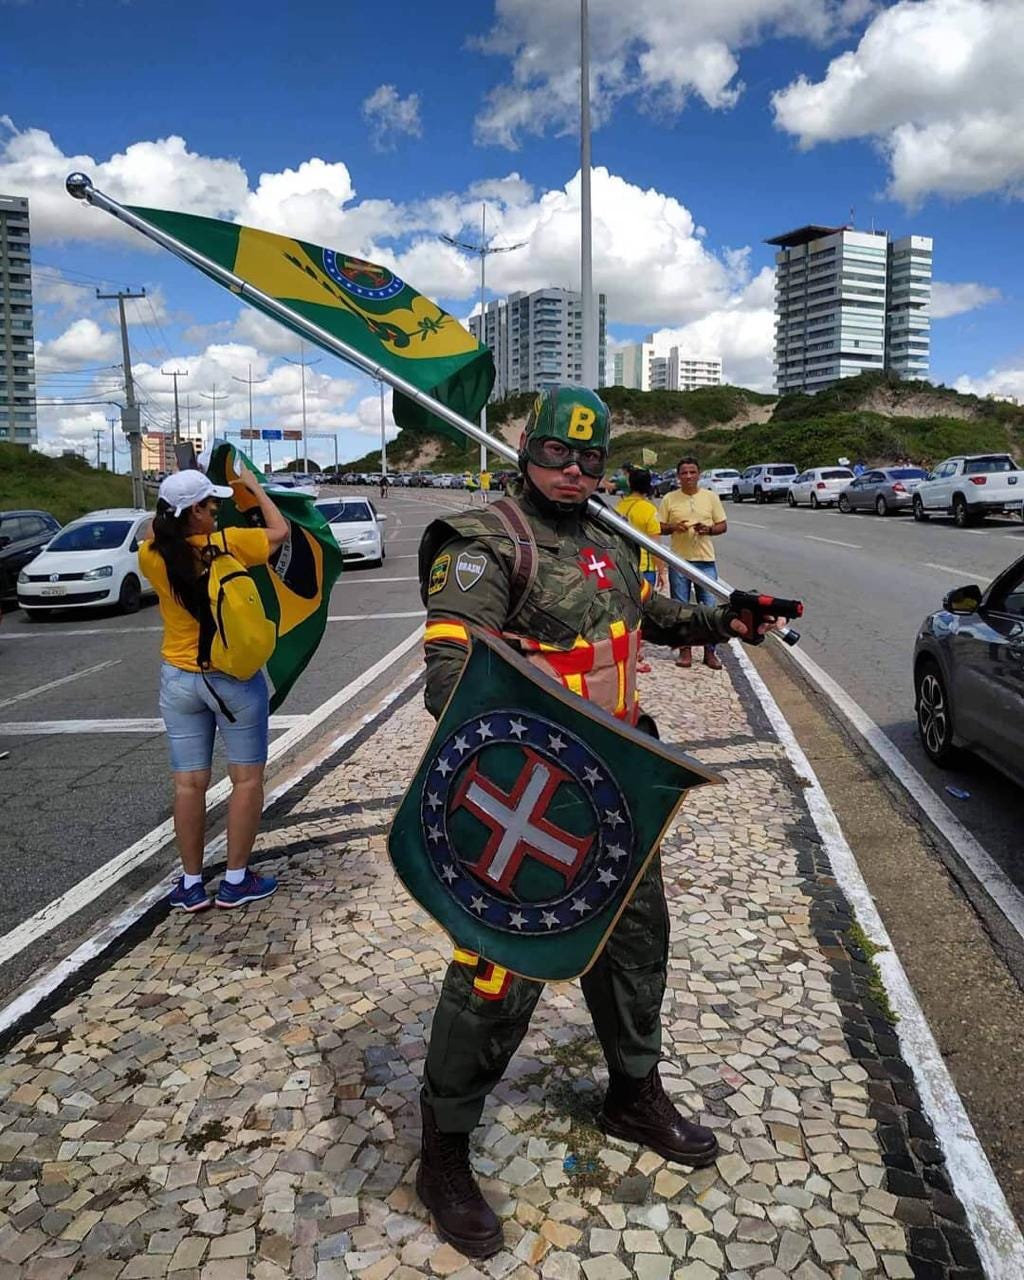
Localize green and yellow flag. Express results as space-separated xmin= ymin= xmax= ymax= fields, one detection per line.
xmin=207 ymin=441 xmax=343 ymax=711
xmin=126 ymin=206 xmax=494 ymax=441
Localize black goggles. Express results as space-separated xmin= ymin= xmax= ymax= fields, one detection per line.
xmin=524 ymin=436 xmax=607 ymax=478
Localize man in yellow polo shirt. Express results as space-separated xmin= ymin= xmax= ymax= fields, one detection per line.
xmin=658 ymin=457 xmax=728 ymax=670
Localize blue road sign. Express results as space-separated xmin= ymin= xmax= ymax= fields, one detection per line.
xmin=261 ymin=429 xmax=283 ymax=440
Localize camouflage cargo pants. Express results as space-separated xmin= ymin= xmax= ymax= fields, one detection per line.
xmin=422 ymin=855 xmax=670 ymax=1133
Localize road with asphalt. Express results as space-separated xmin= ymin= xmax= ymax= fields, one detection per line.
xmin=2 ymin=484 xmax=1023 ymax=1008
xmin=716 ymin=497 xmax=1024 ymax=888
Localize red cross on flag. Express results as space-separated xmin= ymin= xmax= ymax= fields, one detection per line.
xmin=579 ymin=546 xmax=616 ymax=589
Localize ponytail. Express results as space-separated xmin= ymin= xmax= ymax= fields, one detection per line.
xmin=152 ymin=499 xmax=205 ymax=619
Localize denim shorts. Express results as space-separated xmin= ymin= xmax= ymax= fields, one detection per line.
xmin=159 ymin=663 xmax=270 ymax=772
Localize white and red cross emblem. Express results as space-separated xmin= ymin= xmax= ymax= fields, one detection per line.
xmin=449 ymin=747 xmax=594 ymax=895
xmin=579 ymin=546 xmax=616 ymax=589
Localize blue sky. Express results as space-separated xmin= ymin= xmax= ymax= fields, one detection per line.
xmin=2 ymin=0 xmax=1020 ymax=463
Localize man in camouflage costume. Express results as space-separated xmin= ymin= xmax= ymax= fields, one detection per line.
xmin=415 ymin=386 xmax=773 ymax=1257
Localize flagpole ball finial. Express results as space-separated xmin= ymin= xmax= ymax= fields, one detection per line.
xmin=65 ymin=172 xmax=93 ymax=199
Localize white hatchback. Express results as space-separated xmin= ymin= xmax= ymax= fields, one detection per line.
xmin=17 ymin=508 xmax=155 ymax=616
xmin=698 ymin=468 xmax=741 ymax=498
xmin=315 ymin=496 xmax=387 ymax=567
xmin=786 ymin=467 xmax=855 ymax=509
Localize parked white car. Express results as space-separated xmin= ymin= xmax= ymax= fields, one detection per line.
xmin=786 ymin=467 xmax=855 ymax=509
xmin=698 ymin=468 xmax=741 ymax=498
xmin=17 ymin=508 xmax=155 ymax=616
xmin=912 ymin=454 xmax=1024 ymax=527
xmin=732 ymin=463 xmax=798 ymax=503
xmin=315 ymin=496 xmax=387 ymax=567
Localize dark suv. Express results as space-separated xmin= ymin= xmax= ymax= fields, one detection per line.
xmin=0 ymin=509 xmax=61 ymax=602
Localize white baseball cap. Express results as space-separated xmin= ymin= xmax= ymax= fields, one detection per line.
xmin=159 ymin=469 xmax=234 ymax=517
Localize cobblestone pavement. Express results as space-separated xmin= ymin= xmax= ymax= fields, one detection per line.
xmin=0 ymin=648 xmax=983 ymax=1279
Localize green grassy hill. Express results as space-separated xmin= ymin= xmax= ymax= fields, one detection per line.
xmin=0 ymin=444 xmax=141 ymax=524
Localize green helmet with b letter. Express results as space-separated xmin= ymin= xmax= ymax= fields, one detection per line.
xmin=520 ymin=384 xmax=611 ymax=479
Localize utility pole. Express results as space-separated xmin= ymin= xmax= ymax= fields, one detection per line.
xmin=162 ymin=367 xmax=188 ymax=445
xmin=108 ymin=415 xmax=118 ymax=474
xmin=200 ymin=383 xmax=229 ymax=441
xmin=93 ymin=427 xmax=103 ymax=470
xmin=97 ymin=287 xmax=146 ymax=508
xmin=580 ymin=0 xmax=598 ymax=389
xmin=232 ymin=363 xmax=269 ymax=465
xmin=283 ymin=341 xmax=321 ymax=467
xmin=441 ymin=205 xmax=527 ymax=476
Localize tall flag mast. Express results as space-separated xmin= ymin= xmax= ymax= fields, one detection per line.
xmin=580 ymin=0 xmax=598 ymax=389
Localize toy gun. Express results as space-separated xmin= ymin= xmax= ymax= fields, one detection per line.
xmin=728 ymin=590 xmax=803 ymax=646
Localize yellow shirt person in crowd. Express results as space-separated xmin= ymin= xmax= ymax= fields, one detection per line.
xmin=615 ymin=467 xmax=666 ymax=674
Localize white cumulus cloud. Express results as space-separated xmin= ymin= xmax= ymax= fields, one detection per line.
xmin=361 ymin=84 xmax=423 ymax=152
xmin=472 ymin=0 xmax=870 ymax=148
xmin=929 ymin=280 xmax=1001 ymax=319
xmin=771 ymin=0 xmax=1024 ymax=204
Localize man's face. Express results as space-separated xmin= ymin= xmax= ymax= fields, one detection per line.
xmin=677 ymin=463 xmax=700 ymax=492
xmin=521 ymin=432 xmax=603 ymax=505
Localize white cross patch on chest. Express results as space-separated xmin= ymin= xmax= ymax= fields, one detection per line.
xmin=578 ymin=546 xmax=616 ymax=589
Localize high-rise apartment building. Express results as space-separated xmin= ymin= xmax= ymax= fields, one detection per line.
xmin=613 ymin=336 xmax=722 ymax=391
xmin=468 ymin=287 xmax=607 ymax=400
xmin=0 ymin=194 xmax=36 ymax=447
xmin=767 ymin=224 xmax=932 ymax=394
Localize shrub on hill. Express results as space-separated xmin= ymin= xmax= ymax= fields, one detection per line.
xmin=0 ymin=444 xmax=137 ymax=524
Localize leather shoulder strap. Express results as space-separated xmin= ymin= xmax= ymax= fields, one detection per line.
xmin=488 ymin=497 xmax=539 ymax=623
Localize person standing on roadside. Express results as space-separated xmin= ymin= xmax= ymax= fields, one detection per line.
xmin=658 ymin=457 xmax=728 ymax=670
xmin=379 ymin=472 xmax=390 ymax=499
xmin=616 ymin=467 xmax=666 ymax=673
xmin=139 ymin=468 xmax=288 ymax=912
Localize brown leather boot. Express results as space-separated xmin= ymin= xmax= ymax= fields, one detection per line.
xmin=416 ymin=1096 xmax=503 ymax=1258
xmin=600 ymin=1067 xmax=719 ymax=1167
xmin=675 ymin=647 xmax=692 ymax=668
xmin=702 ymin=648 xmax=723 ymax=670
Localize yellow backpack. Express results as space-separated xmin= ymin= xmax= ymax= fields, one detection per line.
xmin=198 ymin=532 xmax=276 ymax=682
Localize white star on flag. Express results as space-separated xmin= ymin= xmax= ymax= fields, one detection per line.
xmin=470 ymin=895 xmax=487 ymax=914
xmin=435 ymin=756 xmax=453 ymax=777
xmin=427 ymin=825 xmax=443 ymax=844
xmin=607 ymin=844 xmax=627 ymax=861
xmin=541 ymin=910 xmax=560 ymax=929
xmin=509 ymin=718 xmax=527 ymax=739
xmin=603 ymin=809 xmax=624 ymax=828
xmin=570 ymin=896 xmax=589 ymax=915
xmin=453 ymin=735 xmax=470 ymax=755
xmin=475 ymin=720 xmax=494 ymax=741
xmin=583 ymin=766 xmax=602 ymax=786
xmin=508 ymin=911 xmax=527 ymax=929
xmin=426 ymin=791 xmax=443 ymax=811
xmin=441 ymin=864 xmax=457 ymax=883
xmin=547 ymin=733 xmax=566 ymax=754
xmin=597 ymin=867 xmax=618 ymax=886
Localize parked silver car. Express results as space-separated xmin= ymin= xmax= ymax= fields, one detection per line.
xmin=838 ymin=467 xmax=928 ymax=516
xmin=913 ymin=553 xmax=1024 ymax=786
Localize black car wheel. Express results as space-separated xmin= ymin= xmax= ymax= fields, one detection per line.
xmin=838 ymin=494 xmax=851 ymax=513
xmin=915 ymin=660 xmax=957 ymax=765
xmin=875 ymin=495 xmax=888 ymax=517
xmin=913 ymin=495 xmax=928 ymax=521
xmin=118 ymin=574 xmax=142 ymax=614
xmin=810 ymin=492 xmax=820 ymax=509
xmin=787 ymin=491 xmax=796 ymax=508
xmin=754 ymin=487 xmax=765 ymax=504
xmin=733 ymin=487 xmax=743 ymax=503
xmin=952 ymin=495 xmax=972 ymax=528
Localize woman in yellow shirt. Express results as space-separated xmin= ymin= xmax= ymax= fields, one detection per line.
xmin=616 ymin=468 xmax=666 ymax=673
xmin=139 ymin=467 xmax=287 ymax=913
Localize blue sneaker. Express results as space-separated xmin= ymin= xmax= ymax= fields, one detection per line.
xmin=169 ymin=878 xmax=211 ymax=912
xmin=215 ymin=869 xmax=278 ymax=908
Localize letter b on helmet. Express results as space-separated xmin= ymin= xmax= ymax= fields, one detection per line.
xmin=567 ymin=403 xmax=597 ymax=440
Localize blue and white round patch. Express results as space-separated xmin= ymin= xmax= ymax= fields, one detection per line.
xmin=322 ymin=250 xmax=405 ymax=301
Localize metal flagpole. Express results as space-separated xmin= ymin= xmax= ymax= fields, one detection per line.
xmin=379 ymin=380 xmax=387 ymax=477
xmin=580 ymin=0 xmax=597 ymax=389
xmin=65 ymin=172 xmax=800 ymax=645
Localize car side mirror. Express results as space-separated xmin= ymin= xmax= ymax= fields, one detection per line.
xmin=377 ymin=513 xmax=388 ymax=522
xmin=943 ymin=584 xmax=983 ymax=615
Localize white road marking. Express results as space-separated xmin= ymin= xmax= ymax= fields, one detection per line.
xmin=0 ymin=658 xmax=425 ymax=1041
xmin=0 ymin=612 xmax=424 ymax=640
xmin=0 ymin=716 xmax=305 ymax=736
xmin=733 ymin=643 xmax=1024 ymax=1280
xmin=923 ymin=562 xmax=987 ymax=579
xmin=0 ymin=626 xmax=424 ymax=970
xmin=804 ymin=534 xmax=862 ymax=549
xmin=358 ymin=576 xmax=419 ymax=584
xmin=0 ymin=660 xmax=121 ymax=711
xmin=0 ymin=626 xmax=163 ymax=639
xmin=730 ymin=520 xmax=767 ymax=529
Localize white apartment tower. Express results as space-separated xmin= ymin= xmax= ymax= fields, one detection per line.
xmin=613 ymin=336 xmax=722 ymax=391
xmin=0 ymin=194 xmax=36 ymax=446
xmin=767 ymin=223 xmax=932 ymax=394
xmin=468 ymin=287 xmax=608 ymax=400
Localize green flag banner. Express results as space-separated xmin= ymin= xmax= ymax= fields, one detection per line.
xmin=126 ymin=205 xmax=494 ymax=442
xmin=206 ymin=442 xmax=343 ymax=710
xmin=388 ymin=632 xmax=718 ymax=982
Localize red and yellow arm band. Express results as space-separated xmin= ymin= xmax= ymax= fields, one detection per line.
xmin=424 ymin=618 xmax=469 ymax=647
xmin=640 ymin=579 xmax=653 ymax=603
xmin=452 ymin=949 xmax=513 ymax=1001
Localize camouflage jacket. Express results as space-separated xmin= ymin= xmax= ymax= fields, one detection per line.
xmin=418 ymin=485 xmax=734 ymax=721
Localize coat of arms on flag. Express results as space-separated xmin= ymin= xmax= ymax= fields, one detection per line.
xmin=389 ymin=632 xmax=719 ymax=981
